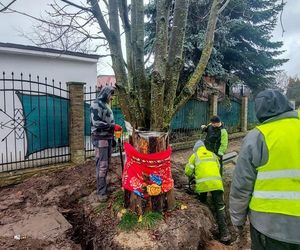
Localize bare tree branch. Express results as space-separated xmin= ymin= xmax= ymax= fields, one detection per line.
xmin=118 ymin=0 xmax=134 ymax=87
xmin=88 ymin=0 xmax=113 ymax=44
xmin=280 ymin=0 xmax=286 ymax=37
xmin=11 ymin=0 xmax=226 ymax=130
xmin=60 ymin=0 xmax=92 ymax=12
xmin=218 ymin=0 xmax=231 ymax=14
xmin=0 ymin=0 xmax=16 ymax=12
xmin=174 ymin=0 xmax=222 ymax=114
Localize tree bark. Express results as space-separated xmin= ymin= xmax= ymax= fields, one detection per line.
xmin=132 ymin=0 xmax=150 ymax=123
xmin=163 ymin=0 xmax=190 ymax=127
xmin=118 ymin=0 xmax=134 ymax=88
xmin=173 ymin=0 xmax=222 ymax=115
xmin=151 ymin=0 xmax=172 ymax=130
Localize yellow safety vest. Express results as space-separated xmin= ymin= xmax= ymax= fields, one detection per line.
xmin=185 ymin=147 xmax=223 ymax=193
xmin=249 ymin=117 xmax=300 ymax=216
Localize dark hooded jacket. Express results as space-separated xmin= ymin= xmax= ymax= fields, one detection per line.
xmin=230 ymin=89 xmax=300 ymax=244
xmin=204 ymin=123 xmax=228 ymax=155
xmin=90 ymin=86 xmax=115 ymax=140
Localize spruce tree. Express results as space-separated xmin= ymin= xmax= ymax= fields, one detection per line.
xmin=146 ymin=0 xmax=288 ymax=93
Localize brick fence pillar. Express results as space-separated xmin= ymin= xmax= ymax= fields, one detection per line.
xmin=209 ymin=93 xmax=218 ymax=118
xmin=67 ymin=82 xmax=85 ymax=164
xmin=241 ymin=96 xmax=248 ymax=132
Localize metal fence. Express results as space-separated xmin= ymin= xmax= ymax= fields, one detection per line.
xmin=248 ymin=99 xmax=258 ymax=128
xmin=169 ymin=99 xmax=209 ymax=143
xmin=218 ymin=98 xmax=241 ymax=133
xmin=0 ymin=72 xmax=70 ymax=172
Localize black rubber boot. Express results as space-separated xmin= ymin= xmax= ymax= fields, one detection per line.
xmin=216 ymin=209 xmax=231 ymax=243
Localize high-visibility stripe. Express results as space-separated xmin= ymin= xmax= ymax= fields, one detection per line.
xmin=253 ymin=191 xmax=300 ymax=200
xmin=186 ymin=163 xmax=195 ymax=169
xmin=257 ymin=169 xmax=300 ymax=180
xmin=196 ymin=176 xmax=222 ymax=183
xmin=195 ymin=158 xmax=216 ymax=164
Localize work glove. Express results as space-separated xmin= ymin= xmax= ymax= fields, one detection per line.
xmin=114 ymin=124 xmax=122 ymax=131
xmin=200 ymin=125 xmax=207 ymax=130
xmin=217 ymin=150 xmax=224 ymax=156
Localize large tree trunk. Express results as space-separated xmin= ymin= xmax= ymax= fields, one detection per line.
xmin=150 ymin=0 xmax=172 ymax=131
xmin=124 ymin=130 xmax=175 ymax=215
xmin=173 ymin=0 xmax=222 ymax=114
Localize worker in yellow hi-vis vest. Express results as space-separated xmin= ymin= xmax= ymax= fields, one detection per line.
xmin=185 ymin=140 xmax=231 ymax=243
xmin=230 ymin=89 xmax=300 ymax=249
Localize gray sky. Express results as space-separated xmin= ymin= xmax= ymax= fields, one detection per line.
xmin=0 ymin=0 xmax=299 ymax=77
xmin=272 ymin=0 xmax=300 ymax=77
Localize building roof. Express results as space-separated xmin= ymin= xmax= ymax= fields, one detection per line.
xmin=97 ymin=75 xmax=116 ymax=87
xmin=0 ymin=42 xmax=99 ymax=62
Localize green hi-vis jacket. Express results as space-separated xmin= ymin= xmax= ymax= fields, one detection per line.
xmin=249 ymin=117 xmax=300 ymax=217
xmin=185 ymin=146 xmax=223 ymax=193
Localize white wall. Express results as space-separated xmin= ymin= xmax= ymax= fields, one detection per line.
xmin=0 ymin=50 xmax=97 ymax=171
xmin=0 ymin=51 xmax=97 ymax=89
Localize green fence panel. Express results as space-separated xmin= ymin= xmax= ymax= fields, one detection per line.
xmin=84 ymin=103 xmax=91 ymax=136
xmin=218 ymin=99 xmax=241 ymax=130
xmin=112 ymin=107 xmax=126 ymax=131
xmin=171 ymin=99 xmax=208 ymax=130
xmin=248 ymin=100 xmax=258 ymax=127
xmin=17 ymin=93 xmax=69 ymax=157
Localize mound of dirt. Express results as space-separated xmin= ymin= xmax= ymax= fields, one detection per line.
xmin=0 ymin=138 xmax=249 ymax=250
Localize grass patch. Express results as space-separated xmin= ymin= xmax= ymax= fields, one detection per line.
xmin=175 ymin=200 xmax=182 ymax=209
xmin=118 ymin=211 xmax=138 ymax=231
xmin=118 ymin=211 xmax=163 ymax=231
xmin=139 ymin=211 xmax=163 ymax=229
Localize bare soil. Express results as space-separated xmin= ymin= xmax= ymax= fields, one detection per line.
xmin=0 ymin=138 xmax=251 ymax=250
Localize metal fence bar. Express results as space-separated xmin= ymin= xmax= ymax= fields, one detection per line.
xmin=0 ymin=72 xmax=70 ymax=172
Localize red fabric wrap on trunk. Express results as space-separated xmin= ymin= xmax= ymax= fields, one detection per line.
xmin=122 ymin=142 xmax=174 ymax=194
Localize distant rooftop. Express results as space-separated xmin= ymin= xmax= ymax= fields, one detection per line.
xmin=0 ymin=42 xmax=99 ymax=61
xmin=97 ymin=75 xmax=116 ymax=87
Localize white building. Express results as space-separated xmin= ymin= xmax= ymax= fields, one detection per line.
xmin=0 ymin=42 xmax=98 ymax=88
xmin=0 ymin=43 xmax=99 ymax=172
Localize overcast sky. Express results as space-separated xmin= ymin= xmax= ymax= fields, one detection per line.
xmin=0 ymin=0 xmax=299 ymax=77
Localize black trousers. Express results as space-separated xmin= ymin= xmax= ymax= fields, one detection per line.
xmin=250 ymin=224 xmax=300 ymax=250
xmin=199 ymin=190 xmax=224 ymax=211
xmin=218 ymin=155 xmax=223 ymax=176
